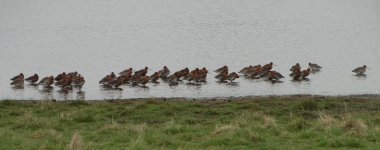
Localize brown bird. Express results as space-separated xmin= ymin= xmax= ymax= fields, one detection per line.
xmin=172 ymin=68 xmax=189 ymax=81
xmin=60 ymin=76 xmax=73 ymax=90
xmin=55 ymin=72 xmax=66 ymax=81
xmin=309 ymin=63 xmax=322 ymax=71
xmin=289 ymin=63 xmax=302 ymax=78
xmin=179 ymin=68 xmax=190 ymax=77
xmin=301 ymin=68 xmax=311 ymax=79
xmin=11 ymin=75 xmax=24 ymax=86
xmin=292 ymin=69 xmax=302 ymax=80
xmin=239 ymin=65 xmax=253 ymax=75
xmin=150 ymin=72 xmax=160 ymax=83
xmin=262 ymin=62 xmax=273 ymax=71
xmin=198 ymin=67 xmax=208 ymax=82
xmin=99 ymin=73 xmax=116 ymax=84
xmin=119 ymin=74 xmax=132 ymax=84
xmin=184 ymin=68 xmax=200 ymax=83
xmin=290 ymin=63 xmax=301 ymax=72
xmin=352 ymin=65 xmax=367 ymax=75
xmin=215 ymin=66 xmax=228 ymax=73
xmin=158 ymin=66 xmax=170 ymax=79
xmin=130 ymin=74 xmax=143 ymax=86
xmin=25 ymin=74 xmax=39 ymax=84
xmin=167 ymin=75 xmax=179 ymax=86
xmin=267 ymin=71 xmax=284 ymax=81
xmin=67 ymin=71 xmax=78 ymax=77
xmin=55 ymin=75 xmax=71 ymax=86
xmin=134 ymin=67 xmax=149 ymax=76
xmin=139 ymin=76 xmax=150 ymax=87
xmin=112 ymin=77 xmax=125 ymax=89
xmin=110 ymin=72 xmax=116 ymax=78
xmin=11 ymin=73 xmax=24 ymax=81
xmin=39 ymin=76 xmax=54 ymax=87
xmin=247 ymin=67 xmax=262 ymax=78
xmin=119 ymin=68 xmax=133 ymax=76
xmin=73 ymin=74 xmax=85 ymax=88
xmin=215 ymin=71 xmax=228 ymax=81
xmin=226 ymin=72 xmax=239 ymax=82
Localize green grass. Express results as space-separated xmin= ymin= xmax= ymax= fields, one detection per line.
xmin=1 ymin=97 xmax=380 ymax=149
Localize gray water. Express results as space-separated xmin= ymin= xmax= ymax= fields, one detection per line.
xmin=1 ymin=0 xmax=380 ymax=100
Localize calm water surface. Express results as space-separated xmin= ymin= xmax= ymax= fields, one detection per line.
xmin=1 ymin=0 xmax=380 ymax=100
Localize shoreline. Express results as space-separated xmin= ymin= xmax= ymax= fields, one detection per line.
xmin=2 ymin=94 xmax=380 ymax=102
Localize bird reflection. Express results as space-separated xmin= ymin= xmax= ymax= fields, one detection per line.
xmin=100 ymin=87 xmax=123 ymax=99
xmin=39 ymin=86 xmax=54 ymax=95
xmin=39 ymin=87 xmax=54 ymax=100
xmin=11 ymin=85 xmax=24 ymax=90
xmin=354 ymin=74 xmax=367 ymax=80
xmin=226 ymin=82 xmax=239 ymax=87
xmin=76 ymin=91 xmax=86 ymax=100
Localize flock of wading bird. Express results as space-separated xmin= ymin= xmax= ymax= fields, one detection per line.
xmin=10 ymin=72 xmax=85 ymax=93
xmin=10 ymin=63 xmax=369 ymax=91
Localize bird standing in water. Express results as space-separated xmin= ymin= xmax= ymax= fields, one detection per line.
xmin=226 ymin=72 xmax=239 ymax=82
xmin=301 ymin=68 xmax=311 ymax=79
xmin=215 ymin=66 xmax=228 ymax=73
xmin=25 ymin=74 xmax=39 ymax=84
xmin=290 ymin=63 xmax=301 ymax=72
xmin=158 ymin=66 xmax=170 ymax=79
xmin=38 ymin=76 xmax=54 ymax=87
xmin=119 ymin=68 xmax=133 ymax=76
xmin=11 ymin=75 xmax=24 ymax=86
xmin=352 ymin=65 xmax=368 ymax=75
xmin=11 ymin=73 xmax=24 ymax=81
xmin=134 ymin=67 xmax=149 ymax=76
xmin=309 ymin=63 xmax=322 ymax=71
xmin=150 ymin=72 xmax=160 ymax=83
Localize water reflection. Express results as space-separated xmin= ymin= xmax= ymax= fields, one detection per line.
xmin=76 ymin=91 xmax=86 ymax=100
xmin=11 ymin=85 xmax=24 ymax=90
xmin=100 ymin=86 xmax=123 ymax=100
xmin=57 ymin=89 xmax=74 ymax=100
xmin=354 ymin=74 xmax=367 ymax=80
xmin=38 ymin=86 xmax=54 ymax=100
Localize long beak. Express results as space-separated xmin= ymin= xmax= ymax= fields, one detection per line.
xmin=367 ymin=67 xmax=371 ymax=70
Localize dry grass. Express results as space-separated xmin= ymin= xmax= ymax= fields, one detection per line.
xmin=318 ymin=113 xmax=338 ymax=129
xmin=263 ymin=115 xmax=276 ymax=129
xmin=212 ymin=124 xmax=238 ymax=135
xmin=69 ymin=131 xmax=83 ymax=150
xmin=18 ymin=111 xmax=49 ymax=129
xmin=342 ymin=118 xmax=368 ymax=137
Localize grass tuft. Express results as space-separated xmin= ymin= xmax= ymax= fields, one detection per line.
xmin=263 ymin=115 xmax=276 ymax=129
xmin=69 ymin=131 xmax=83 ymax=150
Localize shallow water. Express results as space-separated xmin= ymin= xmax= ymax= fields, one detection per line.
xmin=1 ymin=0 xmax=380 ymax=100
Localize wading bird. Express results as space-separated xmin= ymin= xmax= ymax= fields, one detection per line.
xmin=215 ymin=66 xmax=228 ymax=73
xmin=352 ymin=65 xmax=368 ymax=75
xmin=158 ymin=66 xmax=170 ymax=79
xmin=309 ymin=63 xmax=322 ymax=71
xmin=38 ymin=76 xmax=54 ymax=87
xmin=150 ymin=72 xmax=160 ymax=83
xmin=11 ymin=73 xmax=24 ymax=81
xmin=119 ymin=68 xmax=133 ymax=76
xmin=134 ymin=67 xmax=149 ymax=76
xmin=301 ymin=68 xmax=311 ymax=79
xmin=25 ymin=74 xmax=39 ymax=84
xmin=11 ymin=75 xmax=24 ymax=86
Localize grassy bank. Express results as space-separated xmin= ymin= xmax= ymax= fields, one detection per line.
xmin=1 ymin=97 xmax=380 ymax=149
